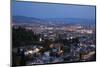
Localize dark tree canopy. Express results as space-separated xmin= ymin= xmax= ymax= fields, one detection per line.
xmin=12 ymin=27 xmax=40 ymax=47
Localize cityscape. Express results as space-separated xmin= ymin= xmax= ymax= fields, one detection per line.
xmin=12 ymin=1 xmax=96 ymax=66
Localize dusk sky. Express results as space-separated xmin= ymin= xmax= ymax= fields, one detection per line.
xmin=12 ymin=1 xmax=96 ymax=19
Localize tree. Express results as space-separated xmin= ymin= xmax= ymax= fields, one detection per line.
xmin=12 ymin=26 xmax=40 ymax=47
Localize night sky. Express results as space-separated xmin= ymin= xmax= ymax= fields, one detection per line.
xmin=12 ymin=1 xmax=96 ymax=19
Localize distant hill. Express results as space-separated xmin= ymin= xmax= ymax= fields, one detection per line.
xmin=12 ymin=16 xmax=95 ymax=25
xmin=13 ymin=16 xmax=45 ymax=23
xmin=44 ymin=18 xmax=95 ymax=24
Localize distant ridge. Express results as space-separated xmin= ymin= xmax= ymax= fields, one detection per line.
xmin=12 ymin=16 xmax=95 ymax=25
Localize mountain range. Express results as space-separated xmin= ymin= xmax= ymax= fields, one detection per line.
xmin=12 ymin=16 xmax=95 ymax=25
